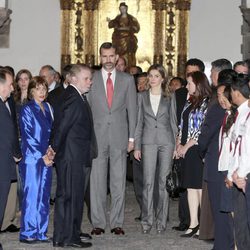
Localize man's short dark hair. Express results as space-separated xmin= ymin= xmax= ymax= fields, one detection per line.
xmin=217 ymin=69 xmax=237 ymax=87
xmin=185 ymin=58 xmax=205 ymax=72
xmin=0 ymin=68 xmax=12 ymax=84
xmin=211 ymin=59 xmax=232 ymax=72
xmin=231 ymin=74 xmax=250 ymax=99
xmin=99 ymin=42 xmax=117 ymax=54
xmin=233 ymin=61 xmax=248 ymax=70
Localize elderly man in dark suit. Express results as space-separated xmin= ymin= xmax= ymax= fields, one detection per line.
xmin=51 ymin=64 xmax=97 ymax=248
xmin=0 ymin=69 xmax=21 ymax=249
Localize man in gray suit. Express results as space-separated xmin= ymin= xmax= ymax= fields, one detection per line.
xmin=88 ymin=42 xmax=137 ymax=235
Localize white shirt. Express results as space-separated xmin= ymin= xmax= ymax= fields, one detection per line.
xmin=150 ymin=91 xmax=161 ymax=116
xmin=49 ymin=81 xmax=57 ymax=92
xmin=218 ymin=111 xmax=234 ymax=172
xmin=101 ymin=68 xmax=116 ymax=96
xmin=227 ymin=100 xmax=250 ymax=180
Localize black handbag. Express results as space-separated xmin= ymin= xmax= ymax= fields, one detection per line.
xmin=166 ymin=159 xmax=181 ymax=198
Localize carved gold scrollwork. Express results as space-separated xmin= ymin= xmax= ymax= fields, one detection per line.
xmin=61 ymin=0 xmax=191 ymax=76
xmin=74 ymin=2 xmax=84 ymax=63
xmin=84 ymin=0 xmax=100 ymax=11
xmin=60 ymin=0 xmax=75 ymax=10
xmin=165 ymin=1 xmax=176 ymax=77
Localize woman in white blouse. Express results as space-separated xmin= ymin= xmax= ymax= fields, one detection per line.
xmin=134 ymin=64 xmax=177 ymax=234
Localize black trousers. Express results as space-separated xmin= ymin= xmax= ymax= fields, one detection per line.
xmin=207 ymin=177 xmax=234 ymax=250
xmin=233 ymin=186 xmax=250 ymax=250
xmin=0 ymin=181 xmax=11 ymax=228
xmin=53 ymin=160 xmax=91 ymax=244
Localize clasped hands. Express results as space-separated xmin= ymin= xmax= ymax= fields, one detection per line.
xmin=42 ymin=146 xmax=56 ymax=167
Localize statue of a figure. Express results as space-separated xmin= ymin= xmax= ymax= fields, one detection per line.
xmin=107 ymin=2 xmax=140 ymax=67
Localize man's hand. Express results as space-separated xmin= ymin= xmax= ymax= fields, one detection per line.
xmin=225 ymin=177 xmax=233 ymax=189
xmin=42 ymin=155 xmax=54 ymax=167
xmin=127 ymin=141 xmax=134 ymax=153
xmin=232 ymin=171 xmax=247 ymax=192
xmin=134 ymin=150 xmax=141 ymax=161
xmin=13 ymin=157 xmax=22 ymax=163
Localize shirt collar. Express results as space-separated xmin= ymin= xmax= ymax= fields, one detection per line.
xmin=237 ymin=100 xmax=249 ymax=114
xmin=70 ymin=84 xmax=82 ymax=96
xmin=49 ymin=81 xmax=56 ymax=92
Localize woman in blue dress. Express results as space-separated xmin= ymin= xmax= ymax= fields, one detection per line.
xmin=19 ymin=76 xmax=53 ymax=243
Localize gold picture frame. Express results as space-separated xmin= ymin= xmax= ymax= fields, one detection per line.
xmin=60 ymin=0 xmax=191 ymax=78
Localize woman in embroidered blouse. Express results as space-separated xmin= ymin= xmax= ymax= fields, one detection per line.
xmin=134 ymin=64 xmax=177 ymax=234
xmin=19 ymin=76 xmax=54 ymax=243
xmin=176 ymin=71 xmax=211 ymax=237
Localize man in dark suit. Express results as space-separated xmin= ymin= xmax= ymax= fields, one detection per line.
xmin=0 ymin=94 xmax=22 ymax=234
xmin=172 ymin=58 xmax=205 ymax=232
xmin=0 ymin=69 xmax=21 ymax=249
xmin=51 ymin=64 xmax=96 ymax=248
xmin=39 ymin=65 xmax=60 ymax=92
xmin=47 ymin=64 xmax=72 ymax=207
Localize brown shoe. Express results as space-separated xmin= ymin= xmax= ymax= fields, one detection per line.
xmin=110 ymin=227 xmax=125 ymax=235
xmin=91 ymin=228 xmax=105 ymax=235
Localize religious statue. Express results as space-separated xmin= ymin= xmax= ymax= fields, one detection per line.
xmin=107 ymin=2 xmax=140 ymax=67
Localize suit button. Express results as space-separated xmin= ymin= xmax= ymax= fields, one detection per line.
xmin=108 ymin=122 xmax=111 ymax=125
xmin=155 ymin=125 xmax=157 ymax=128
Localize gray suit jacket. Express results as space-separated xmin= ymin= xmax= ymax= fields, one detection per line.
xmin=134 ymin=91 xmax=177 ymax=151
xmin=88 ymin=70 xmax=137 ymax=150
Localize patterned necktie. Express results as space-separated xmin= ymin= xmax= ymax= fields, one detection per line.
xmin=106 ymin=72 xmax=114 ymax=109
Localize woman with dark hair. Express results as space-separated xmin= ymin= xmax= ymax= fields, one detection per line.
xmin=19 ymin=76 xmax=54 ymax=243
xmin=176 ymin=71 xmax=211 ymax=237
xmin=134 ymin=64 xmax=177 ymax=234
xmin=14 ymin=69 xmax=32 ymax=212
xmin=14 ymin=69 xmax=32 ymax=110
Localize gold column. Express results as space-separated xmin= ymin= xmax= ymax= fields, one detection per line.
xmin=60 ymin=0 xmax=75 ymax=71
xmin=176 ymin=0 xmax=191 ymax=78
xmin=165 ymin=1 xmax=176 ymax=77
xmin=83 ymin=0 xmax=100 ymax=67
xmin=152 ymin=0 xmax=167 ymax=66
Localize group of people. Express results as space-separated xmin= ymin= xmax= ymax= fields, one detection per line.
xmin=1 ymin=42 xmax=250 ymax=250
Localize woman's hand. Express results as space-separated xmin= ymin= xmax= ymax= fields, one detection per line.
xmin=134 ymin=150 xmax=141 ymax=161
xmin=46 ymin=146 xmax=56 ymax=161
xmin=177 ymin=144 xmax=188 ymax=158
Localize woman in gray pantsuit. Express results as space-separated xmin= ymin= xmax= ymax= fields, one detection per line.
xmin=134 ymin=64 xmax=177 ymax=234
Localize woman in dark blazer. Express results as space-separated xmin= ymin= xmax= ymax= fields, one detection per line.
xmin=134 ymin=64 xmax=177 ymax=234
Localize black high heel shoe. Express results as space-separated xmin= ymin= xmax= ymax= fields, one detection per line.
xmin=180 ymin=225 xmax=199 ymax=238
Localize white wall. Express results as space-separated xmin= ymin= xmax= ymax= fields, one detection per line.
xmin=0 ymin=0 xmax=60 ymax=75
xmin=189 ymin=0 xmax=242 ymax=67
xmin=0 ymin=0 xmax=243 ymax=75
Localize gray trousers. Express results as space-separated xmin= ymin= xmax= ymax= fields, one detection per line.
xmin=141 ymin=144 xmax=173 ymax=231
xmin=90 ymin=147 xmax=127 ymax=229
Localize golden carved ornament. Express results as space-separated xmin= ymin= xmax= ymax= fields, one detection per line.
xmin=61 ymin=0 xmax=191 ymax=77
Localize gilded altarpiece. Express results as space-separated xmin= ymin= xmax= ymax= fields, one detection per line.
xmin=60 ymin=0 xmax=191 ymax=78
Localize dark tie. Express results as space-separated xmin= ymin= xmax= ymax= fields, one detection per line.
xmin=106 ymin=72 xmax=114 ymax=109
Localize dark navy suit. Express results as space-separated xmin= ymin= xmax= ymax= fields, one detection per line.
xmin=198 ymin=103 xmax=234 ymax=250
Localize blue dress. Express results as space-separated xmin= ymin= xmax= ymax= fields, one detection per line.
xmin=19 ymin=100 xmax=53 ymax=240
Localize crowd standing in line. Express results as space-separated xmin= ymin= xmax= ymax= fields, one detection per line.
xmin=1 ymin=48 xmax=250 ymax=250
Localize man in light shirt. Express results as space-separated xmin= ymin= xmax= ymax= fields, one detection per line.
xmin=227 ymin=74 xmax=250 ymax=250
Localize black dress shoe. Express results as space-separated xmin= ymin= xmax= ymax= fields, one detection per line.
xmin=134 ymin=216 xmax=141 ymax=222
xmin=53 ymin=241 xmax=64 ymax=247
xmin=91 ymin=227 xmax=105 ymax=235
xmin=180 ymin=225 xmax=199 ymax=238
xmin=3 ymin=224 xmax=20 ymax=233
xmin=80 ymin=232 xmax=92 ymax=241
xmin=111 ymin=227 xmax=125 ymax=235
xmin=20 ymin=239 xmax=37 ymax=244
xmin=66 ymin=242 xmax=92 ymax=248
xmin=172 ymin=224 xmax=189 ymax=231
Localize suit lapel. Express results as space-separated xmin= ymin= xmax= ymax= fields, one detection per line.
xmin=146 ymin=91 xmax=156 ymax=117
xmin=156 ymin=95 xmax=165 ymax=117
xmin=97 ymin=71 xmax=110 ymax=110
